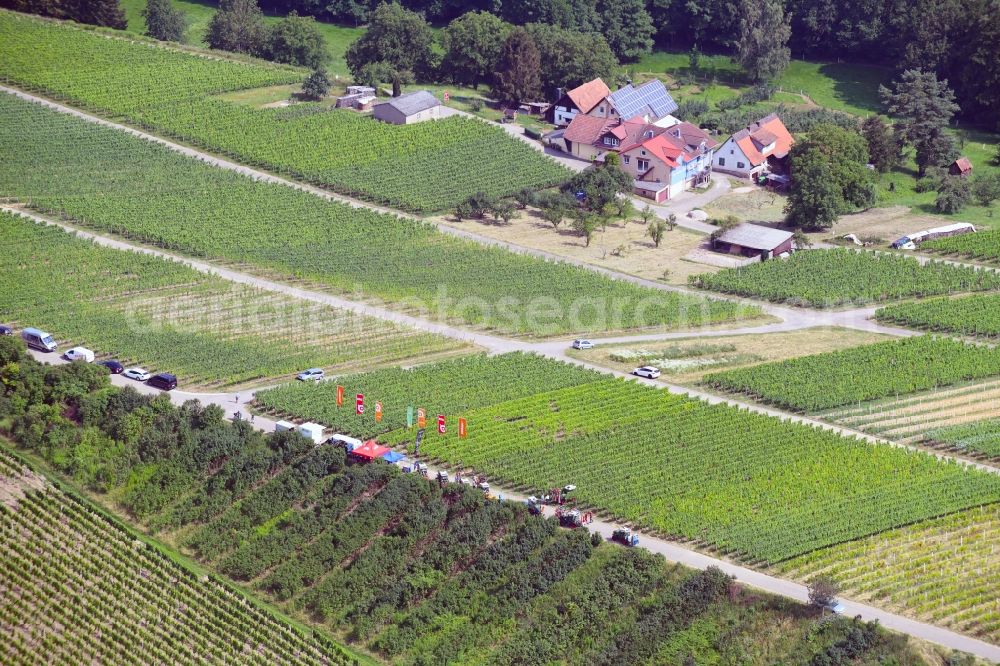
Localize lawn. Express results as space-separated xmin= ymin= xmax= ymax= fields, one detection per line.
xmin=119 ymin=0 xmax=363 ymax=76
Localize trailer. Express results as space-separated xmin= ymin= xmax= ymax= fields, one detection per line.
xmin=891 ymin=223 xmax=975 ymax=249
xmin=544 ymin=484 xmax=577 ymax=505
xmin=274 ymin=420 xmax=296 ymax=433
xmin=326 ymin=433 xmax=363 ymax=451
xmin=612 ymin=527 xmax=639 ymax=547
xmin=296 ymin=422 xmax=325 ymax=444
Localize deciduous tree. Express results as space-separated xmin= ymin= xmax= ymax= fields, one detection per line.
xmin=736 ymin=0 xmax=790 ymax=83
xmin=143 ymin=0 xmax=187 ymax=42
xmin=647 ymin=220 xmax=667 ymax=247
xmin=439 ymin=11 xmax=511 ymax=88
xmin=207 ymin=0 xmax=267 ymax=56
xmin=300 ymin=69 xmax=331 ymax=101
xmin=935 ymin=175 xmax=972 ymax=213
xmin=267 ymin=11 xmax=328 ymax=69
xmin=596 ymin=0 xmax=653 ymax=63
xmin=345 ymin=3 xmax=436 ymax=83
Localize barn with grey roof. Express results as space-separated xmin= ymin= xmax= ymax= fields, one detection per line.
xmin=373 ymin=90 xmax=443 ymax=125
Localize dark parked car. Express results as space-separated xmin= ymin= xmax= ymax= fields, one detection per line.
xmin=98 ymin=360 xmax=124 ymax=374
xmin=148 ymin=372 xmax=177 ymax=391
xmin=0 ymin=325 xmax=12 ymax=336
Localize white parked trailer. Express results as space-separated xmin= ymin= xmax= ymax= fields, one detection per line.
xmin=891 ymin=223 xmax=975 ymax=249
xmin=274 ymin=420 xmax=296 ymax=433
xmin=297 ymin=422 xmax=325 ymax=444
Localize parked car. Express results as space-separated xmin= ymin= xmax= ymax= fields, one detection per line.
xmin=21 ymin=327 xmax=57 ymax=352
xmin=98 ymin=360 xmax=125 ymax=374
xmin=632 ymin=366 xmax=661 ymax=379
xmin=147 ymin=372 xmax=177 ymax=391
xmin=826 ymin=600 xmax=846 ymax=615
xmin=297 ymin=368 xmax=325 ymax=381
xmin=63 ymin=346 xmax=95 ymax=363
xmin=0 ymin=325 xmax=12 ymax=336
xmin=123 ymin=367 xmax=151 ymax=382
xmin=572 ymin=339 xmax=593 ymax=350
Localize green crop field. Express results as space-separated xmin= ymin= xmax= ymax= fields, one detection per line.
xmin=0 ymin=357 xmax=935 ymax=664
xmin=703 ymin=336 xmax=1000 ymax=412
xmin=0 ymin=11 xmax=567 ymax=212
xmin=924 ymin=230 xmax=1000 ymax=263
xmin=0 ymin=212 xmax=465 ymax=387
xmin=925 ymin=419 xmax=1000 ymax=460
xmin=254 ymin=352 xmax=603 ymax=437
xmin=876 ymin=293 xmax=1000 ymax=338
xmin=378 ymin=377 xmax=1000 ymax=563
xmin=689 ymin=249 xmax=1000 ymax=307
xmin=779 ymin=504 xmax=1000 ymax=643
xmin=0 ymin=93 xmax=754 ymax=336
xmin=0 ymin=450 xmax=358 ymax=665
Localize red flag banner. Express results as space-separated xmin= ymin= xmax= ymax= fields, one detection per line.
xmin=437 ymin=414 xmax=446 ymax=434
xmin=458 ymin=417 xmax=467 ymax=438
xmin=336 ymin=385 xmax=344 ymax=407
xmin=356 ymin=394 xmax=364 ymax=415
xmin=417 ymin=408 xmax=426 ymax=429
xmin=375 ymin=401 xmax=383 ymax=423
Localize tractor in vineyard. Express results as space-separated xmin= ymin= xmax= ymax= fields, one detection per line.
xmin=555 ymin=506 xmax=593 ymax=528
xmin=612 ymin=527 xmax=639 ymax=547
xmin=526 ymin=496 xmax=543 ymax=515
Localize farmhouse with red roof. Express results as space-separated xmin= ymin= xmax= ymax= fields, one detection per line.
xmin=713 ymin=114 xmax=794 ymax=178
xmin=562 ymin=114 xmax=718 ymax=202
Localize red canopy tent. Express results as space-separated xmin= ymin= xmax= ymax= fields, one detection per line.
xmin=350 ymin=439 xmax=390 ymax=462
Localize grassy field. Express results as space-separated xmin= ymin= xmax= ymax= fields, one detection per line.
xmin=566 ymin=327 xmax=893 ymax=382
xmin=0 ymin=212 xmax=467 ymax=388
xmin=779 ymin=504 xmax=1000 ymax=644
xmin=119 ymin=0 xmax=363 ymax=77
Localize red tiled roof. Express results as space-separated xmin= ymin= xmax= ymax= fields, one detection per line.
xmin=731 ymin=114 xmax=794 ymax=166
xmin=663 ymin=122 xmax=719 ymax=152
xmin=564 ymin=114 xmax=614 ymax=145
xmin=952 ymin=157 xmax=973 ymax=173
xmin=565 ymin=78 xmax=611 ymax=114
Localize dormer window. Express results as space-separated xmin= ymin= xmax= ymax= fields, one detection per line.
xmin=604 ymin=136 xmax=619 ymax=146
xmin=643 ymin=131 xmax=654 ymax=138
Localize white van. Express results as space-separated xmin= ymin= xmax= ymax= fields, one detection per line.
xmin=21 ymin=327 xmax=57 ymax=352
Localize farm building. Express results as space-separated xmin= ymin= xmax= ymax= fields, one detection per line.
xmin=949 ymin=157 xmax=973 ymax=177
xmin=712 ymin=223 xmax=794 ymax=260
xmin=562 ymin=115 xmax=716 ymax=201
xmin=551 ymin=78 xmax=611 ymax=126
xmin=713 ymin=114 xmax=794 ymax=178
xmin=373 ymin=90 xmax=443 ymax=125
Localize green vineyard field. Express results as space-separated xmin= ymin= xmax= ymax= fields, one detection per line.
xmin=876 ymin=293 xmax=1000 ymax=338
xmin=0 ymin=11 xmax=568 ymax=212
xmin=254 ymin=352 xmax=603 ymax=438
xmin=923 ymin=230 xmax=1000 ymax=263
xmin=689 ymin=248 xmax=1000 ymax=307
xmin=779 ymin=504 xmax=1000 ymax=643
xmin=0 ymin=450 xmax=359 ymax=666
xmin=702 ymin=336 xmax=1000 ymax=412
xmin=0 ymin=93 xmax=753 ymax=336
xmin=0 ymin=212 xmax=464 ymax=386
xmin=380 ymin=378 xmax=1000 ymax=563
